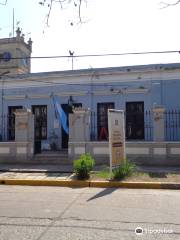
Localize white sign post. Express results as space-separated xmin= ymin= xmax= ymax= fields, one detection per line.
xmin=108 ymin=109 xmax=126 ymax=175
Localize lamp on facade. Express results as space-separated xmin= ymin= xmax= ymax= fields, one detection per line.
xmin=68 ymin=95 xmax=74 ymax=107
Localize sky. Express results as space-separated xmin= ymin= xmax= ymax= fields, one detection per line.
xmin=1 ymin=0 xmax=180 ymax=73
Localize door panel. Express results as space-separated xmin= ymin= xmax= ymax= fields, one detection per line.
xmin=32 ymin=105 xmax=47 ymax=153
xmin=8 ymin=106 xmax=22 ymax=141
xmin=126 ymin=102 xmax=144 ymax=140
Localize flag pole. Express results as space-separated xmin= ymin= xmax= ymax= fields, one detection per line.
xmin=13 ymin=8 xmax=14 ymax=37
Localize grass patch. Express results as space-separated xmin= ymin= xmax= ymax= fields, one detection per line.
xmin=113 ymin=160 xmax=135 ymax=180
xmin=91 ymin=167 xmax=180 ymax=182
xmin=93 ymin=166 xmax=112 ymax=179
xmin=132 ymin=172 xmax=149 ymax=177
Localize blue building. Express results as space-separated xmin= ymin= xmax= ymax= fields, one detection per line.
xmin=0 ymin=32 xmax=180 ymax=154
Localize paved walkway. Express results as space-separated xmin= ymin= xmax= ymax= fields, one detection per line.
xmin=1 ymin=163 xmax=180 ymax=189
xmin=137 ymin=165 xmax=180 ymax=173
xmin=0 ymin=163 xmax=73 ymax=173
xmin=1 ymin=163 xmax=180 ymax=174
xmin=0 ymin=171 xmax=72 ymax=180
xmin=0 ymin=163 xmax=180 ymax=182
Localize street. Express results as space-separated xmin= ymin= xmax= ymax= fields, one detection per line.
xmin=0 ymin=186 xmax=179 ymax=240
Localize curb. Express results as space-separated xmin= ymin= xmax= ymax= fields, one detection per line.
xmin=90 ymin=181 xmax=180 ymax=189
xmin=0 ymin=179 xmax=90 ymax=187
xmin=0 ymin=178 xmax=180 ymax=189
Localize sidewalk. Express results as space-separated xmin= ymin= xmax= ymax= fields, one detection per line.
xmin=1 ymin=162 xmax=180 ymax=173
xmin=136 ymin=165 xmax=180 ymax=174
xmin=1 ymin=163 xmax=180 ymax=189
xmin=0 ymin=163 xmax=73 ymax=173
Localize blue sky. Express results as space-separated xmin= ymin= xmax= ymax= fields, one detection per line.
xmin=1 ymin=0 xmax=180 ymax=72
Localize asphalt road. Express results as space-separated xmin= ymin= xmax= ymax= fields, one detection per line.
xmin=0 ymin=186 xmax=179 ymax=240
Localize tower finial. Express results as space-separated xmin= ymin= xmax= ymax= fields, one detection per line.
xmin=28 ymin=38 xmax=33 ymax=51
xmin=16 ymin=27 xmax=21 ymax=38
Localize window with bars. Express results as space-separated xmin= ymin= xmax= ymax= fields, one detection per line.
xmin=97 ymin=102 xmax=114 ymax=140
xmin=32 ymin=105 xmax=47 ymax=140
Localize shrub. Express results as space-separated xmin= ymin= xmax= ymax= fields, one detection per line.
xmin=113 ymin=160 xmax=135 ymax=180
xmin=73 ymin=154 xmax=95 ymax=180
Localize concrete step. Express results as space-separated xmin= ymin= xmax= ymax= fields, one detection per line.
xmin=32 ymin=159 xmax=69 ymax=164
xmin=34 ymin=155 xmax=68 ymax=159
xmin=33 ymin=151 xmax=69 ymax=164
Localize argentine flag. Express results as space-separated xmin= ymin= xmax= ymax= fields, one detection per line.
xmin=53 ymin=96 xmax=69 ymax=135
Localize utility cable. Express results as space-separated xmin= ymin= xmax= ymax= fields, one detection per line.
xmin=0 ymin=50 xmax=180 ymax=60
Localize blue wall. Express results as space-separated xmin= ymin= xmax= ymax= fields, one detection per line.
xmin=1 ymin=75 xmax=180 ymax=145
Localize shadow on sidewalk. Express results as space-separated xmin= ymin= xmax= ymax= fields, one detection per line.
xmin=87 ymin=188 xmax=117 ymax=202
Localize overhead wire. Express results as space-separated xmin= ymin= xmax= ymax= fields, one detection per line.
xmin=1 ymin=49 xmax=180 ymax=87
xmin=0 ymin=49 xmax=180 ymax=60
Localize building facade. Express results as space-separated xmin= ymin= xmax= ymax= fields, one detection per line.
xmin=0 ymin=33 xmax=180 ymax=154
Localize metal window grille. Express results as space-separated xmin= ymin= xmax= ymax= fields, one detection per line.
xmin=90 ymin=110 xmax=180 ymax=142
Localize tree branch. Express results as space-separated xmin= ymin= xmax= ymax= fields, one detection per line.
xmin=40 ymin=0 xmax=86 ymax=27
xmin=159 ymin=0 xmax=180 ymax=9
xmin=46 ymin=0 xmax=53 ymax=27
xmin=0 ymin=0 xmax=7 ymax=5
xmin=78 ymin=0 xmax=82 ymax=23
xmin=56 ymin=0 xmax=68 ymax=9
xmin=1 ymin=0 xmax=86 ymax=29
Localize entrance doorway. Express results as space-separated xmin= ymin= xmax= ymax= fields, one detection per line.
xmin=61 ymin=103 xmax=82 ymax=149
xmin=32 ymin=105 xmax=47 ymax=153
xmin=8 ymin=106 xmax=22 ymax=141
xmin=126 ymin=102 xmax=144 ymax=140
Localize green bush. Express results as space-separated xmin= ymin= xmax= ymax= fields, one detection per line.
xmin=113 ymin=160 xmax=135 ymax=180
xmin=73 ymin=154 xmax=95 ymax=180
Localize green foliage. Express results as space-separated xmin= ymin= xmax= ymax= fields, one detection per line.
xmin=95 ymin=166 xmax=113 ymax=179
xmin=96 ymin=168 xmax=111 ymax=179
xmin=73 ymin=154 xmax=95 ymax=180
xmin=113 ymin=160 xmax=135 ymax=180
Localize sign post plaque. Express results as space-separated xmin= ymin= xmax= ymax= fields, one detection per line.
xmin=108 ymin=109 xmax=126 ymax=174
